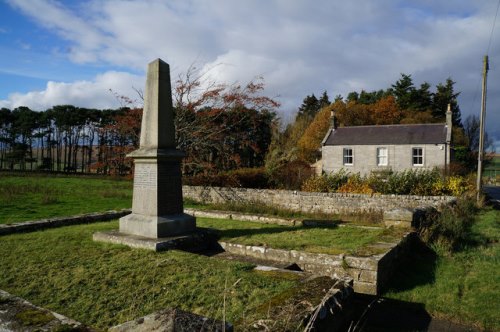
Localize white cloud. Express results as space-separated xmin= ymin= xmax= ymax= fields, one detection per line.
xmin=4 ymin=0 xmax=500 ymax=150
xmin=0 ymin=71 xmax=144 ymax=111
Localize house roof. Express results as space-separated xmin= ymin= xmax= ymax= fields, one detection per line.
xmin=323 ymin=123 xmax=448 ymax=146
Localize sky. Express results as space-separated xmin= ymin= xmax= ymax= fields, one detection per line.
xmin=0 ymin=0 xmax=499 ymax=151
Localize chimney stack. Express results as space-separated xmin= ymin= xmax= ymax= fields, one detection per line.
xmin=330 ymin=109 xmax=337 ymax=130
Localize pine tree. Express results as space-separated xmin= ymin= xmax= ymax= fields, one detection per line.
xmin=432 ymin=78 xmax=461 ymax=127
xmin=297 ymin=94 xmax=320 ymax=120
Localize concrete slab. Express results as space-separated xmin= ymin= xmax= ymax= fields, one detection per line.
xmin=93 ymin=229 xmax=217 ymax=252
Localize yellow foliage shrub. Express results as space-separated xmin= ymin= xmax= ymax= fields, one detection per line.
xmin=337 ymin=177 xmax=373 ymax=194
xmin=446 ymin=176 xmax=473 ymax=196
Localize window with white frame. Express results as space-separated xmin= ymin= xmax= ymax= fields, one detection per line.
xmin=377 ymin=147 xmax=388 ymax=166
xmin=343 ymin=148 xmax=353 ymax=165
xmin=412 ymin=147 xmax=423 ymax=166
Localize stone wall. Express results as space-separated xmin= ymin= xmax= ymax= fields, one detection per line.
xmin=219 ymin=232 xmax=417 ymax=295
xmin=183 ymin=186 xmax=454 ymax=215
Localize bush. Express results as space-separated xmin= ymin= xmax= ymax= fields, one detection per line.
xmin=376 ymin=169 xmax=442 ymax=195
xmin=446 ymin=175 xmax=474 ymax=196
xmin=183 ymin=168 xmax=269 ymax=188
xmin=269 ymin=160 xmax=314 ymax=190
xmin=337 ymin=174 xmax=373 ymax=194
xmin=183 ymin=172 xmax=239 ymax=187
xmin=419 ymin=195 xmax=478 ymax=252
xmin=301 ymin=169 xmax=349 ymax=192
xmin=226 ymin=167 xmax=269 ymax=188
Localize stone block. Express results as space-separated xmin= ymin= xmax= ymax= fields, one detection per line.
xmin=383 ymin=208 xmax=413 ymax=228
xmin=353 ymin=281 xmax=377 ymax=295
xmin=119 ymin=213 xmax=196 ymax=238
xmin=358 ymin=269 xmax=378 ymax=283
xmin=247 ymin=245 xmax=266 ymax=259
xmin=221 ymin=242 xmax=246 ymax=256
xmin=109 ymin=308 xmax=232 ymax=332
xmin=265 ymin=248 xmax=291 ymax=262
xmin=93 ymin=229 xmax=217 ymax=252
xmin=344 ymin=256 xmax=378 ymax=270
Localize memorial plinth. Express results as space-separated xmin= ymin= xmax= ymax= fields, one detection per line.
xmin=119 ymin=148 xmax=196 ymax=238
xmin=94 ymin=58 xmax=211 ymax=251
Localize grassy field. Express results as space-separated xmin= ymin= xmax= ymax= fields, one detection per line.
xmin=0 ymin=221 xmax=299 ymax=329
xmin=0 ymin=174 xmax=132 ymax=224
xmin=0 ymin=174 xmax=381 ymax=225
xmin=484 ymin=156 xmax=500 ymax=180
xmin=1 ymin=173 xmax=498 ymax=329
xmin=384 ymin=208 xmax=500 ymax=330
xmin=198 ymin=217 xmax=401 ymax=255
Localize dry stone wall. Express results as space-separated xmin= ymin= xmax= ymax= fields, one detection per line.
xmin=183 ymin=186 xmax=455 ymax=214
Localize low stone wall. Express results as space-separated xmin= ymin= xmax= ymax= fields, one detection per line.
xmin=185 ymin=208 xmax=299 ymax=225
xmin=219 ymin=232 xmax=417 ymax=295
xmin=183 ymin=186 xmax=455 ymax=215
xmin=0 ymin=210 xmax=131 ymax=236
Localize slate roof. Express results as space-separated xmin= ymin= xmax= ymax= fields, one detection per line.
xmin=324 ymin=123 xmax=448 ymax=146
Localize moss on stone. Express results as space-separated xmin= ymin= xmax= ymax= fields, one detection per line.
xmin=15 ymin=309 xmax=54 ymax=326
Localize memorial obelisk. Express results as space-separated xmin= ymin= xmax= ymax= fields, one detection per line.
xmin=119 ymin=58 xmax=196 ymax=238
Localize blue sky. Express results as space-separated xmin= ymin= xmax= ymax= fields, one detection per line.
xmin=0 ymin=0 xmax=499 ymax=151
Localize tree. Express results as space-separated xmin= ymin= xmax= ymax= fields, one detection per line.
xmin=318 ymin=91 xmax=330 ymax=109
xmin=463 ymin=115 xmax=493 ymax=152
xmin=432 ymin=78 xmax=462 ymax=126
xmin=297 ymin=94 xmax=320 ymax=120
xmin=358 ymin=89 xmax=389 ymax=105
xmin=335 ymin=100 xmax=372 ymax=126
xmin=413 ymin=82 xmax=433 ymax=112
xmin=297 ymin=104 xmax=333 ymax=162
xmin=173 ymin=65 xmax=279 ymax=174
xmin=9 ymin=107 xmax=38 ymax=170
xmin=391 ymin=73 xmax=416 ymax=110
xmin=369 ymin=95 xmax=402 ymax=125
xmin=0 ymin=108 xmax=13 ymax=169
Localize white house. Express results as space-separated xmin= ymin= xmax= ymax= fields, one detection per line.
xmin=321 ymin=109 xmax=452 ymax=175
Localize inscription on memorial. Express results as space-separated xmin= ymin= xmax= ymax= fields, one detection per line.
xmin=134 ymin=164 xmax=157 ymax=188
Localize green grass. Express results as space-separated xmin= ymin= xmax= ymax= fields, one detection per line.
xmin=484 ymin=156 xmax=500 ymax=179
xmin=0 ymin=221 xmax=298 ymax=329
xmin=1 ymin=174 xmax=383 ymax=225
xmin=384 ymin=208 xmax=500 ymax=330
xmin=197 ymin=217 xmax=402 ymax=255
xmin=0 ymin=174 xmax=132 ymax=224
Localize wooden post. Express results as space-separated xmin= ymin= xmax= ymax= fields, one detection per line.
xmin=477 ymin=55 xmax=489 ymax=201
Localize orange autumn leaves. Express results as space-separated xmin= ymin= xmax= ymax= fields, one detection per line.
xmin=297 ymin=96 xmax=402 ymax=161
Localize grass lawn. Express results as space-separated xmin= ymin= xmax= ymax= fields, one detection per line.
xmin=197 ymin=217 xmax=402 ymax=256
xmin=0 ymin=221 xmax=298 ymax=329
xmin=484 ymin=156 xmax=500 ymax=179
xmin=0 ymin=174 xmax=132 ymax=224
xmin=384 ymin=208 xmax=500 ymax=331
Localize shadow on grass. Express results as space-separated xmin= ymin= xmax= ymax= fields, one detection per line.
xmin=385 ymin=238 xmax=437 ymax=293
xmin=212 ymin=223 xmax=339 ymax=240
xmin=345 ymin=294 xmax=432 ymax=332
xmin=346 ymin=293 xmax=482 ymax=332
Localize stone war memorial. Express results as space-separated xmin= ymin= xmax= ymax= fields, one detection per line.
xmin=94 ymin=58 xmax=214 ymax=251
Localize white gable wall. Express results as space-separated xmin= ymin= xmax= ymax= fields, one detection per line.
xmin=322 ymin=143 xmax=448 ymax=176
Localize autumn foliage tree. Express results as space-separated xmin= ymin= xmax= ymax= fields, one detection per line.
xmin=297 ymin=105 xmax=333 ymax=162
xmin=173 ymin=65 xmax=280 ymax=175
